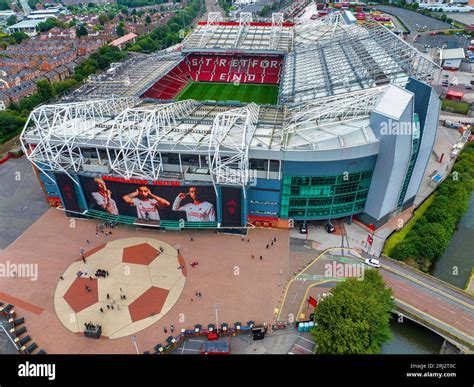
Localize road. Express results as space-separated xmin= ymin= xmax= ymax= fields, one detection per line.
xmin=277 ymin=247 xmax=474 ymax=351
xmin=203 ymin=0 xmax=224 ymax=20
xmin=374 ymin=6 xmax=453 ymax=33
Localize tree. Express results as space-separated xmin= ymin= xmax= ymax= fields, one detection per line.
xmin=36 ymin=80 xmax=57 ymax=103
xmin=6 ymin=15 xmax=17 ymax=27
xmin=145 ymin=15 xmax=152 ymax=24
xmin=8 ymin=32 xmax=29 ymax=44
xmin=98 ymin=13 xmax=109 ymax=25
xmin=311 ymin=270 xmax=394 ymax=354
xmin=77 ymin=24 xmax=88 ymax=37
xmin=116 ymin=22 xmax=126 ymax=37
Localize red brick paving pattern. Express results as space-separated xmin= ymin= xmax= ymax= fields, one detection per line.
xmin=0 ymin=209 xmax=289 ymax=353
xmin=122 ymin=243 xmax=160 ymax=265
xmin=0 ymin=292 xmax=43 ymax=315
xmin=63 ymin=277 xmax=98 ymax=313
xmin=128 ymin=287 xmax=169 ymax=322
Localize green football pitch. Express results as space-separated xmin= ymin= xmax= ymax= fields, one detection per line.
xmin=175 ymin=81 xmax=279 ymax=105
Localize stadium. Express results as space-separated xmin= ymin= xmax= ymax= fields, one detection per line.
xmin=20 ymin=11 xmax=441 ymax=230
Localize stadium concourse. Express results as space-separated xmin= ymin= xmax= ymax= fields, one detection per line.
xmin=0 ymin=209 xmax=289 ymax=353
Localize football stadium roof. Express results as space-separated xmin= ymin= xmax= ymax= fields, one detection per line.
xmin=20 ymin=11 xmax=440 ymax=190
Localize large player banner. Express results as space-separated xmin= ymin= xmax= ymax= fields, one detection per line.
xmin=55 ymin=173 xmax=81 ymax=213
xmin=220 ymin=187 xmax=242 ymax=227
xmin=79 ymin=176 xmax=217 ymax=223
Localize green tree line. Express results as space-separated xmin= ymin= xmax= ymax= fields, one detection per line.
xmin=127 ymin=0 xmax=204 ymax=53
xmin=390 ymin=143 xmax=474 ymax=270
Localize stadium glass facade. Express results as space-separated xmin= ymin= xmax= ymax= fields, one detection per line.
xmin=280 ymin=170 xmax=373 ymax=220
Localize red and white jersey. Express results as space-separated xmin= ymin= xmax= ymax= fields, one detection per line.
xmin=172 ymin=196 xmax=216 ymax=222
xmin=132 ymin=198 xmax=160 ymax=220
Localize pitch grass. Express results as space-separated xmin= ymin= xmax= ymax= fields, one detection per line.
xmin=175 ymin=81 xmax=279 ymax=105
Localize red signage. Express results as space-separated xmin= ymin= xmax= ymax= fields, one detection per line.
xmin=368 ymin=223 xmax=375 ymax=232
xmin=101 ymin=175 xmax=180 ymax=187
xmin=308 ymin=296 xmax=318 ymax=308
xmin=367 ymin=235 xmax=373 ymax=245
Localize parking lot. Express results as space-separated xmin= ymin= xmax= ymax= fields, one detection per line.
xmin=374 ymin=6 xmax=452 ymax=32
xmin=0 ymin=156 xmax=49 ymax=249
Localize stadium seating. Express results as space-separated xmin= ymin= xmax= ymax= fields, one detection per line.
xmin=143 ymin=54 xmax=284 ymax=100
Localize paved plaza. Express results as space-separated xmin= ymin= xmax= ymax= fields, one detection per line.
xmin=0 ymin=209 xmax=289 ymax=353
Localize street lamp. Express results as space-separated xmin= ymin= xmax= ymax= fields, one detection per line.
xmin=214 ymin=304 xmax=219 ymax=329
xmin=131 ymin=335 xmax=139 ymax=354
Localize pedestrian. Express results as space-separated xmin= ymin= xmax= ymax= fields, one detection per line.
xmin=89 ymin=276 xmax=92 ymax=280
xmin=191 ymin=298 xmax=194 ymax=302
xmin=198 ymin=292 xmax=202 ymax=297
xmin=111 ymin=305 xmax=114 ymax=310
xmin=190 ymin=237 xmax=194 ymax=242
xmin=164 ymin=326 xmax=167 ymax=333
xmin=107 ymin=304 xmax=110 ymax=310
xmin=80 ymin=247 xmax=84 ymax=255
xmin=107 ymin=293 xmax=110 ymax=300
xmin=170 ymin=324 xmax=174 ymax=333
xmin=60 ymin=276 xmax=64 ymax=280
xmin=266 ymin=244 xmax=269 ymax=249
xmin=195 ymin=291 xmax=198 ymax=296
xmin=251 ymin=254 xmax=254 ymax=259
xmin=260 ymin=255 xmax=263 ymax=260
xmin=247 ymin=239 xmax=250 ymax=243
xmin=96 ymin=232 xmax=99 ymax=238
xmin=100 ymin=308 xmax=104 ymax=313
xmin=271 ymin=241 xmax=274 ymax=246
xmin=82 ymin=256 xmax=86 ymax=264
xmin=120 ymin=288 xmax=123 ymax=293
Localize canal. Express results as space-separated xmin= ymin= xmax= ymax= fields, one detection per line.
xmin=382 ymin=317 xmax=443 ymax=354
xmin=430 ymin=192 xmax=474 ymax=289
xmin=383 ymin=192 xmax=474 ymax=354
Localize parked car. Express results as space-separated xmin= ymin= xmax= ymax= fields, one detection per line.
xmin=364 ymin=258 xmax=381 ymax=268
xmin=466 ymin=85 xmax=473 ymax=90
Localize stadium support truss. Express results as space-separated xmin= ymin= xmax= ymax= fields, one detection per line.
xmin=198 ymin=12 xmax=224 ymax=48
xmin=234 ymin=12 xmax=253 ymax=49
xmin=106 ymin=99 xmax=199 ymax=180
xmin=209 ymin=103 xmax=260 ymax=192
xmin=269 ymin=13 xmax=284 ymax=50
xmin=283 ymin=87 xmax=386 ymax=150
xmin=20 ymin=97 xmax=140 ymax=184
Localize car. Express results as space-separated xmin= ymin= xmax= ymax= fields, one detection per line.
xmin=466 ymin=85 xmax=473 ymax=90
xmin=325 ymin=222 xmax=335 ymax=233
xmin=364 ymin=258 xmax=381 ymax=268
xmin=442 ymin=74 xmax=449 ymax=78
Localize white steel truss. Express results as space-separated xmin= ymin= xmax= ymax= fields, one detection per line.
xmin=282 ymin=18 xmax=440 ymax=102
xmin=234 ymin=12 xmax=253 ymax=49
xmin=20 ymin=97 xmax=140 ymax=184
xmin=283 ymin=87 xmax=386 ymax=149
xmin=105 ymin=99 xmax=199 ymax=180
xmin=269 ymin=12 xmax=284 ymax=50
xmin=209 ymin=103 xmax=260 ymax=190
xmin=198 ymin=12 xmax=224 ymax=48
